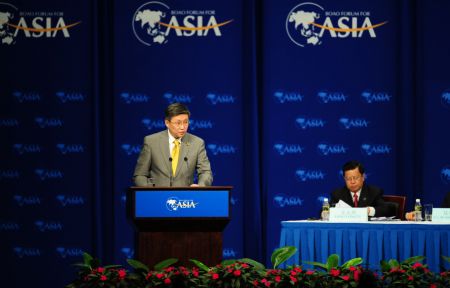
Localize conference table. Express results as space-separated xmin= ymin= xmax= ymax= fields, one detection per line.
xmin=279 ymin=220 xmax=450 ymax=272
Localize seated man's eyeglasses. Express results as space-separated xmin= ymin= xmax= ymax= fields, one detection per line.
xmin=344 ymin=176 xmax=362 ymax=182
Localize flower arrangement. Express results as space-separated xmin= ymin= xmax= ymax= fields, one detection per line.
xmin=380 ymin=256 xmax=436 ymax=287
xmin=66 ymin=248 xmax=450 ymax=288
xmin=65 ymin=253 xmax=130 ymax=288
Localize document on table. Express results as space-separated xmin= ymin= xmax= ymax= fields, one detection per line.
xmin=335 ymin=200 xmax=351 ymax=208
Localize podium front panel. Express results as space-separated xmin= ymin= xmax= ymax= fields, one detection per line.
xmin=134 ymin=189 xmax=229 ymax=218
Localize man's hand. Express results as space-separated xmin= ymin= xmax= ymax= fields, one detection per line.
xmin=405 ymin=211 xmax=415 ymax=221
xmin=190 ymin=184 xmax=199 ymax=187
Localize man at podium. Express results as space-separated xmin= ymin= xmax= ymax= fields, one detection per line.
xmin=133 ymin=103 xmax=213 ymax=187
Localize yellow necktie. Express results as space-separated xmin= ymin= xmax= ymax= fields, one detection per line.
xmin=171 ymin=140 xmax=180 ymax=176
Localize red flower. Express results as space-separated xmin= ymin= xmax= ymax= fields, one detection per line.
xmin=341 ymin=275 xmax=350 ymax=281
xmin=233 ymin=270 xmax=242 ymax=277
xmin=97 ymin=267 xmax=105 ymax=273
xmin=253 ymin=280 xmax=259 ymax=286
xmin=192 ymin=270 xmax=199 ymax=277
xmin=354 ymin=270 xmax=361 ymax=281
xmin=212 ymin=273 xmax=219 ymax=280
xmin=156 ymin=273 xmax=164 ymax=279
xmin=306 ymin=270 xmax=315 ymax=275
xmin=412 ymin=262 xmax=423 ymax=269
xmin=146 ymin=272 xmax=152 ymax=280
xmin=290 ymin=271 xmax=297 ymax=276
xmin=330 ymin=268 xmax=340 ymax=277
xmin=293 ymin=267 xmax=302 ymax=273
xmin=430 ymin=284 xmax=437 ymax=288
xmin=275 ymin=275 xmax=281 ymax=282
xmin=349 ymin=266 xmax=357 ymax=271
xmin=261 ymin=278 xmax=271 ymax=287
xmin=100 ymin=275 xmax=107 ymax=281
xmin=242 ymin=263 xmax=249 ymax=268
xmin=290 ymin=276 xmax=298 ymax=283
xmin=164 ymin=278 xmax=171 ymax=285
xmin=408 ymin=275 xmax=414 ymax=281
xmin=165 ymin=267 xmax=174 ymax=272
xmin=118 ymin=269 xmax=126 ymax=279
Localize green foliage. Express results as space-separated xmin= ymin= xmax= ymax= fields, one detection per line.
xmin=190 ymin=259 xmax=210 ymax=272
xmin=154 ymin=258 xmax=178 ymax=270
xmin=126 ymin=259 xmax=149 ymax=272
xmin=66 ymin=250 xmax=450 ymax=288
xmin=271 ymin=246 xmax=297 ymax=269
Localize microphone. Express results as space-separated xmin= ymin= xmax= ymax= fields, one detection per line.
xmin=184 ymin=157 xmax=188 ymax=162
xmin=169 ymin=157 xmax=173 ymax=186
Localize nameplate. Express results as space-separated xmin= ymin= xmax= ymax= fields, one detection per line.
xmin=432 ymin=208 xmax=450 ymax=222
xmin=329 ymin=208 xmax=368 ymax=222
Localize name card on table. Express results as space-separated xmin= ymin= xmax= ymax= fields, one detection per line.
xmin=329 ymin=208 xmax=368 ymax=222
xmin=432 ymin=208 xmax=450 ymax=222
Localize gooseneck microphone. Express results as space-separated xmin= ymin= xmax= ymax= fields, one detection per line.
xmin=169 ymin=157 xmax=173 ymax=186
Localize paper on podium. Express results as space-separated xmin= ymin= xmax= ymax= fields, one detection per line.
xmin=335 ymin=200 xmax=351 ymax=208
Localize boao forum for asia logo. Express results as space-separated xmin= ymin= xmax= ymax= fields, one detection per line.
xmin=286 ymin=2 xmax=388 ymax=47
xmin=132 ymin=1 xmax=233 ymax=46
xmin=0 ymin=2 xmax=81 ymax=45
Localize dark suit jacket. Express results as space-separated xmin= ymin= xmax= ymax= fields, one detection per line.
xmin=330 ymin=184 xmax=393 ymax=217
xmin=443 ymin=192 xmax=450 ymax=208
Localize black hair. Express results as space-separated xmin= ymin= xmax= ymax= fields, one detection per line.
xmin=164 ymin=102 xmax=191 ymax=120
xmin=342 ymin=160 xmax=365 ymax=176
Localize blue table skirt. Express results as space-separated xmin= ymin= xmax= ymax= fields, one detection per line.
xmin=279 ymin=221 xmax=450 ymax=272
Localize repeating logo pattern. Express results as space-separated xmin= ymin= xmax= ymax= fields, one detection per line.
xmin=441 ymin=166 xmax=450 ymax=184
xmin=34 ymin=220 xmax=63 ymax=232
xmin=273 ymin=91 xmax=304 ymax=103
xmin=56 ymin=247 xmax=84 ymax=258
xmin=295 ymin=168 xmax=326 ymax=182
xmin=317 ymin=91 xmax=348 ymax=103
xmin=206 ymin=93 xmax=236 ymax=105
xmin=295 ymin=117 xmax=326 ymax=129
xmin=207 ymin=143 xmax=237 ymax=155
xmin=360 ymin=143 xmax=392 ymax=156
xmin=121 ymin=144 xmax=142 ymax=155
xmin=361 ymin=90 xmax=392 ymax=103
xmin=317 ymin=143 xmax=348 ymax=156
xmin=273 ymin=194 xmax=303 ymax=208
xmin=120 ymin=92 xmax=150 ymax=104
xmin=273 ymin=143 xmax=304 ymax=155
xmin=339 ymin=117 xmax=370 ymax=129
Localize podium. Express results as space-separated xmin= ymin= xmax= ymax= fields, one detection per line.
xmin=127 ymin=186 xmax=232 ymax=268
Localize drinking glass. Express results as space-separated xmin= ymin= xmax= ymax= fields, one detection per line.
xmin=424 ymin=204 xmax=433 ymax=221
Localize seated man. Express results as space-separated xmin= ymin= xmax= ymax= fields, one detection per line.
xmin=405 ymin=191 xmax=450 ymax=220
xmin=331 ymin=160 xmax=392 ymax=217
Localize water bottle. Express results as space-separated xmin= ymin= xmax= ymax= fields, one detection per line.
xmin=322 ymin=198 xmax=330 ymax=221
xmin=414 ymin=198 xmax=422 ymax=221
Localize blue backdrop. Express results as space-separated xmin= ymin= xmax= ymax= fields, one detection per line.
xmin=1 ymin=0 xmax=450 ymax=287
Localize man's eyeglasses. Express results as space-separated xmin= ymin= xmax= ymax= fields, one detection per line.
xmin=170 ymin=120 xmax=189 ymax=128
xmin=344 ymin=176 xmax=362 ymax=182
